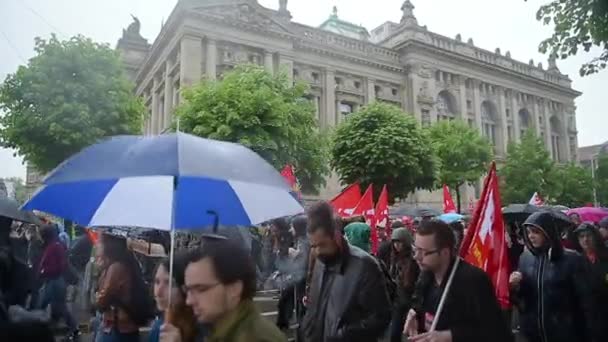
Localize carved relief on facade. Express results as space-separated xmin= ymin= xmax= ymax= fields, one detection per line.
xmin=195 ymin=4 xmax=290 ymax=33
xmin=293 ymin=63 xmax=323 ymax=87
xmin=335 ymin=74 xmax=364 ymax=95
xmin=417 ymin=80 xmax=434 ymax=105
xmin=219 ymin=43 xmax=262 ymax=66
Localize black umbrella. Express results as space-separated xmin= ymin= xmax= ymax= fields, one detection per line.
xmin=0 ymin=197 xmax=42 ymax=225
xmin=390 ymin=205 xmax=440 ymax=218
xmin=502 ymin=203 xmax=539 ymax=223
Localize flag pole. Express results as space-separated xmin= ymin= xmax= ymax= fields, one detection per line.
xmin=430 ymin=256 xmax=461 ymax=331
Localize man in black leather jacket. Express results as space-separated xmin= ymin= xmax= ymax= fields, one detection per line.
xmin=510 ymin=211 xmax=598 ymax=342
xmin=301 ymin=201 xmax=390 ymax=342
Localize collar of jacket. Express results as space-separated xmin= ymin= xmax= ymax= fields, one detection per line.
xmin=335 ymin=237 xmax=352 ymax=274
xmin=208 ymin=299 xmax=256 ymax=340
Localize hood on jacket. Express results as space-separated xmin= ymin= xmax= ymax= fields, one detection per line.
xmin=391 ymin=227 xmax=413 ymax=245
xmin=523 ymin=211 xmax=564 ymax=260
xmin=573 ymin=222 xmax=608 ymax=259
xmin=344 ymin=222 xmax=371 ymax=253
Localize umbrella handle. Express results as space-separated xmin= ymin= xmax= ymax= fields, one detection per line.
xmin=199 ymin=210 xmax=227 ymax=241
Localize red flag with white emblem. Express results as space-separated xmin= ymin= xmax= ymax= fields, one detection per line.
xmin=528 ymin=192 xmax=544 ymax=206
xmin=459 ymin=162 xmax=510 ymax=309
xmin=443 ymin=184 xmax=457 ymax=213
xmin=374 ymin=185 xmax=389 ymax=253
xmin=330 ymin=183 xmax=362 ymax=217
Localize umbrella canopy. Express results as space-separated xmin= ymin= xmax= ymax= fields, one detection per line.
xmin=0 ymin=197 xmax=42 ymax=225
xmin=390 ymin=205 xmax=440 ymax=218
xmin=23 ymin=133 xmax=303 ymax=231
xmin=566 ymin=207 xmax=608 ymax=224
xmin=438 ymin=213 xmax=464 ymax=224
xmin=502 ymin=203 xmax=539 ymax=223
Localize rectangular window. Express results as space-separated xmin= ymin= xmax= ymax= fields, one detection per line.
xmin=466 ymin=100 xmax=472 ymax=110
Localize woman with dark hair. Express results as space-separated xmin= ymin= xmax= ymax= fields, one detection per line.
xmin=95 ymin=233 xmax=153 ymax=342
xmin=38 ymin=224 xmax=79 ymax=340
xmin=148 ymin=256 xmax=199 ymax=342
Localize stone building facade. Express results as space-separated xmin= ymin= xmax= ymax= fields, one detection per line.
xmin=117 ymin=0 xmax=581 ymax=205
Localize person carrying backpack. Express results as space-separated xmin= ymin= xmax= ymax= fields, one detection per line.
xmin=95 ymin=233 xmax=154 ymax=342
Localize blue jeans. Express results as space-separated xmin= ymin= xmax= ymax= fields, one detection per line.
xmin=38 ymin=276 xmax=77 ymax=331
xmin=95 ymin=327 xmax=140 ymax=342
xmin=390 ymin=306 xmax=408 ymax=342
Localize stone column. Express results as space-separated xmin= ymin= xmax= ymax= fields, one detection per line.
xmin=408 ymin=74 xmax=422 ymax=122
xmin=562 ymin=111 xmax=571 ymax=162
xmin=205 ymin=38 xmax=217 ymax=81
xmin=366 ymin=78 xmax=376 ymax=104
xmin=324 ymin=69 xmax=336 ymax=127
xmin=179 ymin=35 xmax=203 ymax=86
xmin=151 ymin=77 xmax=160 ymax=134
xmin=163 ymin=61 xmax=174 ymax=131
xmin=264 ymin=51 xmax=274 ymax=74
xmin=511 ymin=91 xmax=521 ymax=142
xmin=458 ymin=77 xmax=467 ymax=120
xmin=471 ymin=79 xmax=483 ymax=130
xmin=544 ymin=101 xmax=553 ymax=158
xmin=497 ymin=87 xmax=509 ymax=155
xmin=532 ymin=97 xmax=542 ymax=136
xmin=279 ymin=54 xmax=294 ymax=85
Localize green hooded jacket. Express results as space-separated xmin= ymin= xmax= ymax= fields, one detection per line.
xmin=344 ymin=222 xmax=371 ymax=253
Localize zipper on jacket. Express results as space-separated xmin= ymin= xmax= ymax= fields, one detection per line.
xmin=536 ymin=255 xmax=548 ymax=342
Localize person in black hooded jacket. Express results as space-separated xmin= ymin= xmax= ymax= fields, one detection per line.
xmin=509 ymin=211 xmax=598 ymax=342
xmin=572 ymin=222 xmax=608 ymax=341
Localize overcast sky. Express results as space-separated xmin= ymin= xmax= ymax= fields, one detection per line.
xmin=1 ymin=0 xmax=606 ymax=179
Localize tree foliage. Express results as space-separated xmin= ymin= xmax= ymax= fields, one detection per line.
xmin=595 ymin=151 xmax=608 ymax=205
xmin=535 ymin=0 xmax=608 ymax=76
xmin=176 ymin=64 xmax=329 ymax=193
xmin=330 ymin=102 xmax=437 ymax=202
xmin=0 ymin=35 xmax=144 ymax=173
xmin=501 ymin=130 xmax=555 ymax=204
xmin=427 ymin=120 xmax=493 ymax=210
xmin=549 ymin=163 xmax=594 ymax=207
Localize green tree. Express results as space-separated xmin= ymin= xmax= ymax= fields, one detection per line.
xmin=0 ymin=177 xmax=28 ymax=204
xmin=534 ymin=0 xmax=608 ymax=76
xmin=428 ymin=120 xmax=493 ymax=212
xmin=501 ymin=130 xmax=555 ymax=204
xmin=330 ymin=102 xmax=437 ymax=202
xmin=549 ymin=163 xmax=594 ymax=207
xmin=176 ymin=64 xmax=328 ymax=193
xmin=594 ymin=151 xmax=608 ymax=205
xmin=0 ymin=35 xmax=145 ymax=173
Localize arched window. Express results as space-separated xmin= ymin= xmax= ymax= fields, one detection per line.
xmin=518 ymin=109 xmax=531 ymax=137
xmin=481 ymin=101 xmax=498 ymax=145
xmin=436 ymin=90 xmax=456 ymax=121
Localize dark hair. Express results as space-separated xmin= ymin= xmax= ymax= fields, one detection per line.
xmin=272 ymin=217 xmax=290 ymax=233
xmin=156 ymin=251 xmax=189 ymax=288
xmin=307 ymin=201 xmax=337 ymax=236
xmin=417 ymin=219 xmax=456 ymax=252
xmin=184 ymin=238 xmax=256 ymax=301
xmin=100 ymin=233 xmax=131 ymax=264
xmin=40 ymin=224 xmax=59 ymax=245
xmin=291 ymin=215 xmax=308 ymax=237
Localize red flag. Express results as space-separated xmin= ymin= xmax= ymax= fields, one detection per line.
xmin=443 ymin=184 xmax=457 ymax=213
xmin=353 ymin=185 xmax=377 ymax=253
xmin=459 ymin=162 xmax=510 ymax=309
xmin=373 ymin=185 xmax=390 ymax=254
xmin=330 ymin=183 xmax=362 ymax=217
xmin=280 ymin=165 xmax=301 ymax=200
xmin=528 ymin=192 xmax=544 ymax=206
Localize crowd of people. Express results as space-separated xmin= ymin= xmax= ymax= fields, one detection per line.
xmin=1 ymin=201 xmax=608 ymax=342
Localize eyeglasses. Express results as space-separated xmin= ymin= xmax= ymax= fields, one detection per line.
xmin=181 ymin=282 xmax=221 ymax=295
xmin=411 ymin=245 xmax=440 ymax=257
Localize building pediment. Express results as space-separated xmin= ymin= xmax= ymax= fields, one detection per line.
xmin=188 ymin=3 xmax=293 ymax=35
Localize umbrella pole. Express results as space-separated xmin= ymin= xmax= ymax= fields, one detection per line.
xmin=168 ymin=228 xmax=176 ymax=310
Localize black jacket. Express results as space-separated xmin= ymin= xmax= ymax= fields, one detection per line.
xmin=515 ymin=212 xmax=597 ymax=342
xmin=412 ymin=259 xmax=513 ymax=342
xmin=301 ymin=243 xmax=390 ymax=342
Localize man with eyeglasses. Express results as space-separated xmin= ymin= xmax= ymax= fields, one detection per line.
xmin=160 ymin=238 xmax=285 ymax=342
xmin=403 ymin=220 xmax=512 ymax=342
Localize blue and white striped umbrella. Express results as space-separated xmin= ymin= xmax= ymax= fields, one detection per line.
xmin=23 ymin=132 xmax=304 ymax=231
